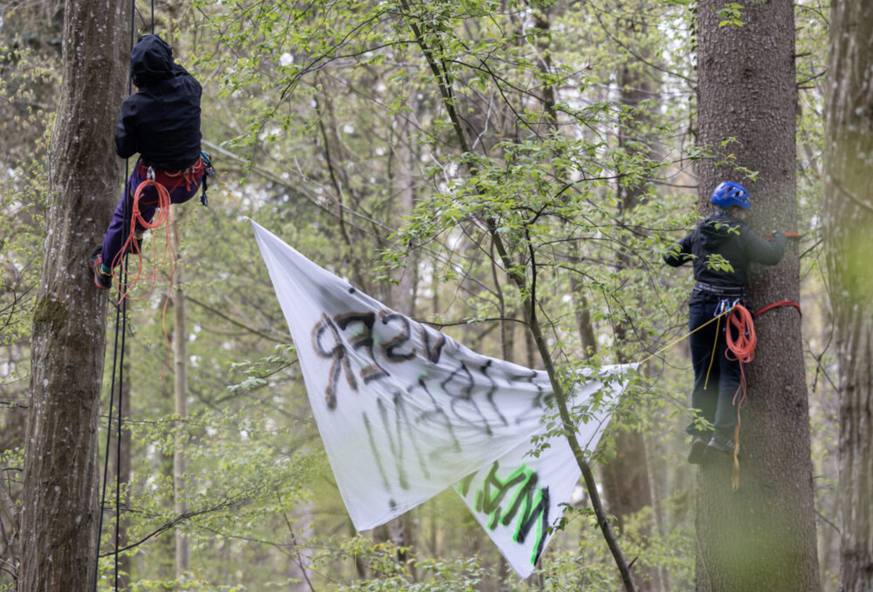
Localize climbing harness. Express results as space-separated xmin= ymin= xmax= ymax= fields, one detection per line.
xmin=109 ymin=154 xmax=212 ymax=304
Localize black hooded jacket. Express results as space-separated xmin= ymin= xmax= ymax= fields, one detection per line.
xmin=115 ymin=35 xmax=202 ymax=171
xmin=664 ymin=214 xmax=787 ymax=293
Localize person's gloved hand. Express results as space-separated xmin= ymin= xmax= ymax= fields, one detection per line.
xmin=765 ymin=231 xmax=797 ymax=242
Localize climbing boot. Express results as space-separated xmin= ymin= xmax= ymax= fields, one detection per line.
xmin=704 ymin=434 xmax=738 ymax=461
xmin=688 ymin=436 xmax=707 ymax=465
xmin=89 ymin=246 xmax=112 ymax=290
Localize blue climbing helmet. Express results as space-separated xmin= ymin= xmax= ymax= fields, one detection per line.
xmin=710 ymin=181 xmax=751 ymax=210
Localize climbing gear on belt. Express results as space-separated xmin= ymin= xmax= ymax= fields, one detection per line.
xmin=200 ymin=150 xmax=215 ymax=207
xmin=714 ymin=297 xmax=740 ymax=318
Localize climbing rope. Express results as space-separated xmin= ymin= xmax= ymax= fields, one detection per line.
xmin=112 ymin=171 xmax=175 ymax=299
xmin=95 ymin=0 xmax=156 ymax=590
xmin=636 ymin=307 xmax=735 ymax=366
xmin=639 ymin=290 xmax=801 ymax=492
xmin=725 ymin=304 xmax=756 ymax=364
xmin=717 ymin=299 xmax=801 ymax=490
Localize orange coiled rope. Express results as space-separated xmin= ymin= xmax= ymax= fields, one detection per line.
xmin=110 ymin=174 xmax=180 ymax=377
xmin=724 ymin=303 xmax=755 ymax=490
xmin=112 ymin=177 xmax=177 ymax=298
xmin=726 ymin=304 xmax=756 ymax=364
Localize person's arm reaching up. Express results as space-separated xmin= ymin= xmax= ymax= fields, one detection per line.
xmin=664 ymin=232 xmax=695 ymax=267
xmin=740 ymin=225 xmax=787 ymax=266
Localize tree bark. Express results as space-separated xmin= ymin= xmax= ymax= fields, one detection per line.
xmin=174 ymin=253 xmax=190 ymax=580
xmin=17 ymin=0 xmax=128 ymax=589
xmin=385 ymin=89 xmax=419 ymax=580
xmin=694 ymin=1 xmax=821 ymax=591
xmin=823 ymin=2 xmax=873 ymax=590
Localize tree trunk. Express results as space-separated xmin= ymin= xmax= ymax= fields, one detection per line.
xmin=174 ymin=254 xmax=190 ymax=580
xmin=113 ymin=357 xmax=132 ymax=591
xmin=605 ymin=5 xmax=658 ymax=521
xmin=694 ymin=2 xmax=821 ymax=591
xmin=823 ymin=2 xmax=873 ymax=590
xmin=602 ymin=12 xmax=659 ymax=588
xmin=288 ymin=501 xmax=314 ymax=592
xmin=17 ymin=0 xmax=128 ymax=589
xmin=385 ymin=91 xmax=418 ymax=580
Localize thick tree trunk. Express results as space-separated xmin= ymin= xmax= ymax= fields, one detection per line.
xmin=174 ymin=257 xmax=190 ymax=579
xmin=17 ymin=0 xmax=128 ymax=590
xmin=694 ymin=2 xmax=821 ymax=591
xmin=823 ymin=2 xmax=873 ymax=590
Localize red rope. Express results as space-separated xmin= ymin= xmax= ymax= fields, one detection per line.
xmin=720 ymin=304 xmax=753 ymax=490
xmin=754 ymin=300 xmax=802 ymax=318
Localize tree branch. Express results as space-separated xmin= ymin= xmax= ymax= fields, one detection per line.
xmin=398 ymin=6 xmax=638 ymax=589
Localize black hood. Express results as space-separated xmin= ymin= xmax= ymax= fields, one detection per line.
xmin=130 ymin=35 xmax=175 ymax=87
xmin=698 ymin=213 xmax=742 ymax=250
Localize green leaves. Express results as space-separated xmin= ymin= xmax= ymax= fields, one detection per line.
xmin=704 ymin=253 xmax=736 ymax=273
xmin=716 ymin=3 xmax=746 ymax=28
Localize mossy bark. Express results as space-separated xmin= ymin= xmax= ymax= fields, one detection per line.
xmin=17 ymin=0 xmax=128 ymax=589
xmin=823 ymin=2 xmax=873 ymax=589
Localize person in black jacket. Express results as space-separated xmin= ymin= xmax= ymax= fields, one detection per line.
xmin=90 ymin=34 xmax=204 ymax=290
xmin=664 ymin=181 xmax=786 ymax=463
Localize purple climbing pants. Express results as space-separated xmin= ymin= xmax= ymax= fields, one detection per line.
xmin=101 ymin=164 xmax=203 ymax=268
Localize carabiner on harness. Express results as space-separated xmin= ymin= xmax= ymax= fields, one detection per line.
xmin=200 ymin=150 xmax=216 ymax=207
xmin=714 ymin=298 xmax=739 ymax=318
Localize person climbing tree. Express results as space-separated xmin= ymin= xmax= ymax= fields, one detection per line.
xmin=664 ymin=181 xmax=786 ymax=462
xmin=90 ymin=34 xmax=205 ymax=290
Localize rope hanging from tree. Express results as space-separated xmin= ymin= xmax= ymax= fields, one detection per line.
xmin=94 ymin=1 xmax=155 ymax=590
xmin=720 ymin=299 xmax=801 ymax=491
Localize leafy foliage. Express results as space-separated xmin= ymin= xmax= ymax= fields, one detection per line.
xmin=0 ymin=0 xmax=842 ymax=590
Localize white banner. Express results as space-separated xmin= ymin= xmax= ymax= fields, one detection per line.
xmin=252 ymin=221 xmax=630 ymax=578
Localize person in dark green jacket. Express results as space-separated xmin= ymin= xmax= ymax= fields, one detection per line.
xmin=664 ymin=181 xmax=786 ymax=463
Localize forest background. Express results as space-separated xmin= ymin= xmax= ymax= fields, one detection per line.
xmin=0 ymin=0 xmax=857 ymax=591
